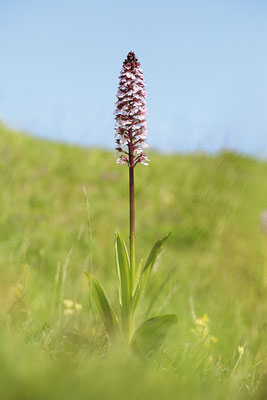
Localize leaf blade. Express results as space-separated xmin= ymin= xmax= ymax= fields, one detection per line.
xmin=83 ymin=271 xmax=119 ymax=335
xmin=115 ymin=231 xmax=131 ymax=317
xmin=142 ymin=232 xmax=171 ymax=275
xmin=131 ymin=233 xmax=171 ymax=314
xmin=130 ymin=314 xmax=177 ymax=356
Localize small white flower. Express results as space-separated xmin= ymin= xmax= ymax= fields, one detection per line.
xmin=141 ymin=142 xmax=148 ymax=148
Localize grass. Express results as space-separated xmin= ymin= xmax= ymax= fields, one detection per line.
xmin=0 ymin=122 xmax=267 ymax=399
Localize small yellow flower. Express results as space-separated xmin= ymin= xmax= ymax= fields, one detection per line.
xmin=191 ymin=313 xmax=219 ymax=347
xmin=202 ymin=313 xmax=209 ymax=323
xmin=74 ymin=302 xmax=82 ymax=311
xmin=196 ymin=314 xmax=209 ymax=326
xmin=238 ymin=345 xmax=244 ymax=356
xmin=63 ymin=299 xmax=74 ymax=309
xmin=64 ymin=309 xmax=74 ymax=316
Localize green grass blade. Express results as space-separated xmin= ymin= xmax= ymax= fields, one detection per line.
xmin=115 ymin=231 xmax=131 ymax=316
xmin=130 ymin=314 xmax=177 ymax=356
xmin=83 ymin=271 xmax=119 ymax=335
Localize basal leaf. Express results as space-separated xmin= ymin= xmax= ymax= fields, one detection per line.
xmin=133 ymin=257 xmax=143 ymax=294
xmin=131 ymin=314 xmax=177 ymax=356
xmin=131 ymin=233 xmax=171 ymax=314
xmin=131 ymin=279 xmax=142 ymax=316
xmin=142 ymin=232 xmax=171 ymax=275
xmin=83 ymin=271 xmax=119 ymax=335
xmin=115 ymin=231 xmax=131 ymax=317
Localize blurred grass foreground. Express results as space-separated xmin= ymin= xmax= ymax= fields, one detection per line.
xmin=0 ymin=123 xmax=267 ymax=400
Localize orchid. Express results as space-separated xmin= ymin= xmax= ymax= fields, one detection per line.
xmin=84 ymin=52 xmax=176 ymax=355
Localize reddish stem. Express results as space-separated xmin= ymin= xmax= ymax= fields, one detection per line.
xmin=128 ymin=133 xmax=135 ymax=293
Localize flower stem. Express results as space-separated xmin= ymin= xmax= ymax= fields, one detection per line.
xmin=129 ymin=164 xmax=135 ymax=296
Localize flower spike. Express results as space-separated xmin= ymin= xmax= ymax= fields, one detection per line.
xmin=114 ymin=51 xmax=148 ymax=167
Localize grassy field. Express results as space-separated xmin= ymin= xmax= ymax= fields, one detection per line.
xmin=0 ymin=122 xmax=267 ymax=399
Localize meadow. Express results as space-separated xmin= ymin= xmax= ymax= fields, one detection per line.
xmin=0 ymin=122 xmax=267 ymax=399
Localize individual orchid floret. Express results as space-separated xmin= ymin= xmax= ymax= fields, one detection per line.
xmin=114 ymin=51 xmax=149 ymax=167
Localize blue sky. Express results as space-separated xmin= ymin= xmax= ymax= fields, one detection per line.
xmin=0 ymin=0 xmax=267 ymax=155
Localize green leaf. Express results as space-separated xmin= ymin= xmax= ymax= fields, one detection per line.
xmin=133 ymin=257 xmax=143 ymax=294
xmin=83 ymin=271 xmax=119 ymax=335
xmin=131 ymin=233 xmax=171 ymax=314
xmin=131 ymin=281 xmax=141 ymax=316
xmin=115 ymin=231 xmax=131 ymax=317
xmin=142 ymin=232 xmax=171 ymax=275
xmin=131 ymin=314 xmax=177 ymax=356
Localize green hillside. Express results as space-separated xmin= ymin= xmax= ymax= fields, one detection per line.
xmin=0 ymin=123 xmax=267 ymax=399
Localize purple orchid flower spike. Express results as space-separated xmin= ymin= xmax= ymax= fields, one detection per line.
xmin=115 ymin=51 xmax=149 ymax=167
